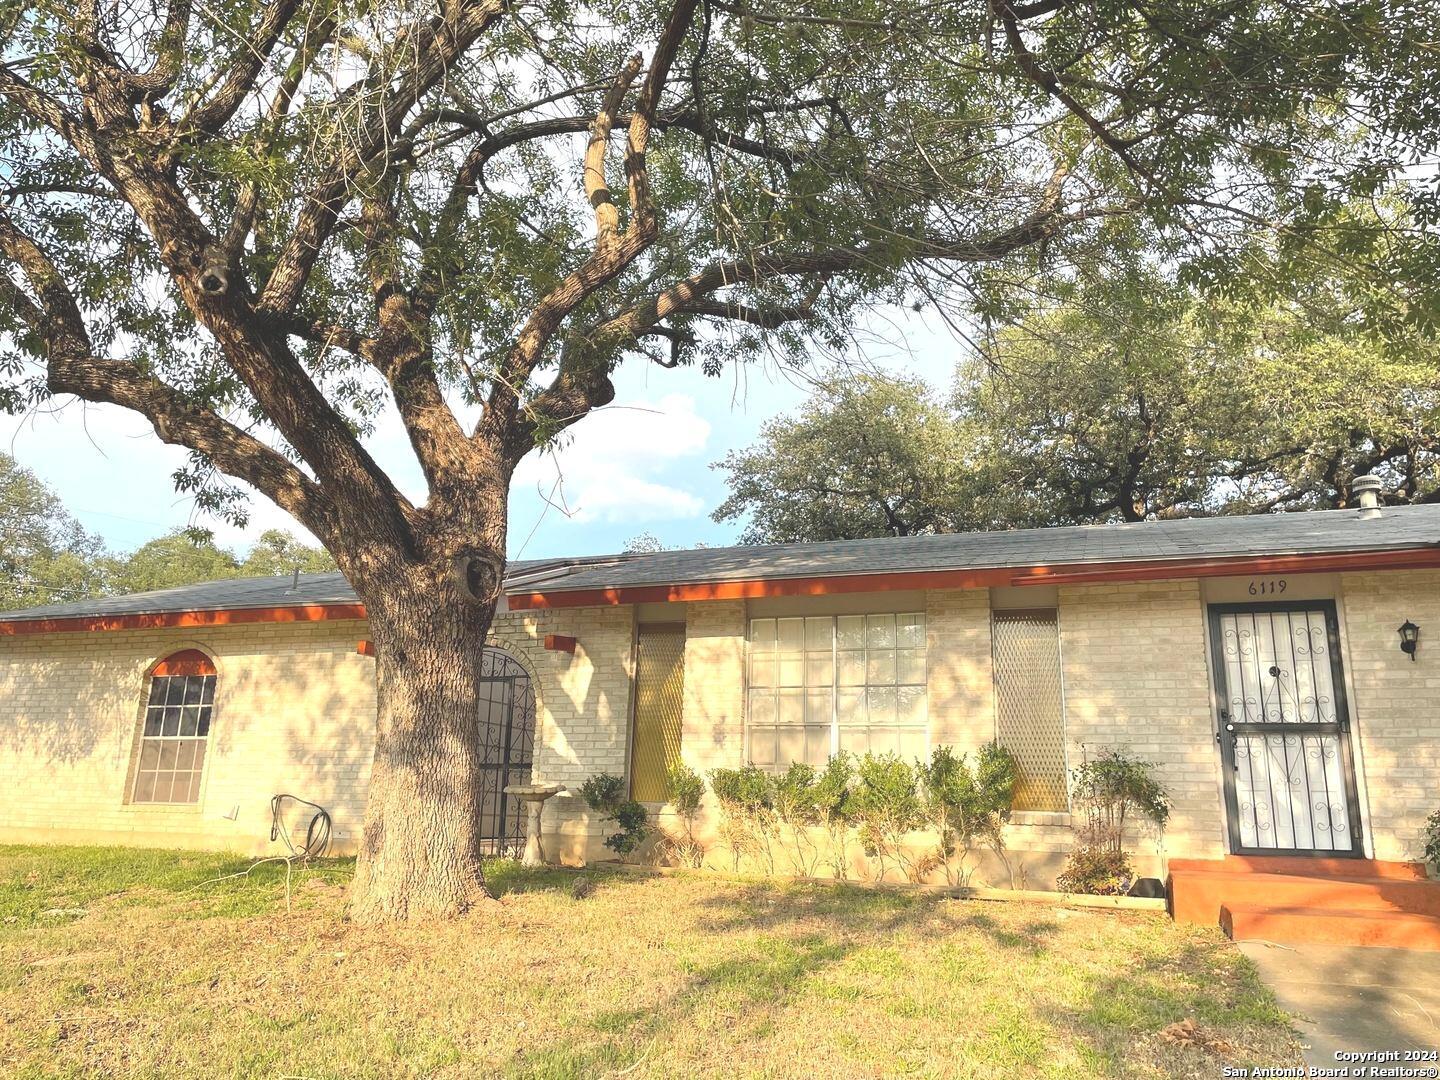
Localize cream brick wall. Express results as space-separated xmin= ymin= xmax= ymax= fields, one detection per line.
xmin=0 ymin=620 xmax=376 ymax=855
xmin=925 ymin=589 xmax=992 ymax=754
xmin=492 ymin=604 xmax=637 ymax=864
xmin=679 ymin=600 xmax=746 ymax=775
xmin=1058 ymin=580 xmax=1226 ymax=865
xmin=1339 ymin=570 xmax=1440 ymax=862
xmin=0 ymin=605 xmax=633 ymax=862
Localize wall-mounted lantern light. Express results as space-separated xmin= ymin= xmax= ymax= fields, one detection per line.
xmin=1398 ymin=619 xmax=1420 ymax=662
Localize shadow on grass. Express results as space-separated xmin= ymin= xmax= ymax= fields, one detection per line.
xmin=503 ymin=875 xmax=1292 ymax=1079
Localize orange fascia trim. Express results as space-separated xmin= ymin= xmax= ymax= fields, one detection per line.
xmin=0 ymin=603 xmax=368 ymax=637
xmin=509 ymin=567 xmax=1032 ymax=609
xmin=1009 ymin=547 xmax=1440 ymax=586
xmin=506 ymin=547 xmax=1440 ymax=609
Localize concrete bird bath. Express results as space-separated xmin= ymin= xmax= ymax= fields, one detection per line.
xmin=504 ymin=782 xmax=565 ymax=867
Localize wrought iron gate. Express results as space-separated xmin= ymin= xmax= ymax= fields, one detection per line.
xmin=1208 ymin=602 xmax=1362 ymax=856
xmin=476 ymin=647 xmax=536 ymax=856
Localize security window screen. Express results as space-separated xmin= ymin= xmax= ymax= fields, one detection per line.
xmin=992 ymin=610 xmax=1068 ymax=812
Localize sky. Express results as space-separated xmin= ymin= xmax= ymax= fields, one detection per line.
xmin=3 ymin=310 xmax=959 ymax=562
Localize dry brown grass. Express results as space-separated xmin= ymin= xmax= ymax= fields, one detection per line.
xmin=0 ymin=846 xmax=1300 ymax=1078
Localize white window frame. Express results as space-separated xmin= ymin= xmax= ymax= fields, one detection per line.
xmin=130 ymin=670 xmax=217 ymax=805
xmin=745 ymin=612 xmax=928 ymax=769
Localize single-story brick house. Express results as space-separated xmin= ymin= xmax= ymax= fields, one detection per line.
xmin=2 ymin=495 xmax=1438 ymax=892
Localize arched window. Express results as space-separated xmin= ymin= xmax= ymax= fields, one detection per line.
xmin=131 ymin=650 xmax=216 ymax=804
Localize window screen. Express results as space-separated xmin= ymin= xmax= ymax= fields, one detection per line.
xmin=992 ymin=610 xmax=1068 ymax=811
xmin=132 ymin=663 xmax=215 ymax=805
xmin=747 ymin=613 xmax=926 ymax=769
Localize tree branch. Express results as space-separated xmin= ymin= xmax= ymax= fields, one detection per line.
xmin=0 ymin=212 xmax=335 ymax=538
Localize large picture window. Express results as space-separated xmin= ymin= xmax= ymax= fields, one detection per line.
xmin=131 ymin=650 xmax=216 ymax=805
xmin=747 ymin=613 xmax=926 ymax=768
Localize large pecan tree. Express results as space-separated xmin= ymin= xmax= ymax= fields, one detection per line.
xmin=1 ymin=0 xmax=1434 ymax=919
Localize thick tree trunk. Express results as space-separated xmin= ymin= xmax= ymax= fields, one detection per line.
xmin=348 ymin=575 xmax=500 ymax=924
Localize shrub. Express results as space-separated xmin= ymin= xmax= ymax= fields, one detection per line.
xmin=852 ymin=752 xmax=924 ymax=882
xmin=665 ymin=762 xmax=706 ymax=868
xmin=772 ymin=762 xmax=821 ymax=875
xmin=709 ymin=764 xmax=775 ymax=872
xmin=1070 ymin=748 xmax=1171 ymax=854
xmin=812 ymin=753 xmax=855 ymax=880
xmin=1059 ymin=748 xmax=1171 ymax=895
xmin=919 ymin=743 xmax=1019 ymax=886
xmin=580 ymin=773 xmax=650 ymax=859
xmin=1425 ymin=809 xmax=1440 ymax=870
xmin=1056 ymin=846 xmax=1134 ymax=895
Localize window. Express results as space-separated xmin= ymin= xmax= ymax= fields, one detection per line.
xmin=991 ymin=610 xmax=1068 ymax=812
xmin=131 ymin=650 xmax=216 ymax=805
xmin=747 ymin=613 xmax=926 ymax=769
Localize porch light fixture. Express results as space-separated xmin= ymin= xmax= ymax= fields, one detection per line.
xmin=1398 ymin=619 xmax=1420 ymax=661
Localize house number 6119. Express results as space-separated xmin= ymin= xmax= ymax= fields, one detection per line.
xmin=1248 ymin=579 xmax=1287 ymax=595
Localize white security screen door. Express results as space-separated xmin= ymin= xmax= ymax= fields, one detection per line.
xmin=1208 ymin=603 xmax=1362 ymax=855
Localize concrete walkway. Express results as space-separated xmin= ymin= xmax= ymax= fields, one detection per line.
xmin=1239 ymin=941 xmax=1440 ymax=1068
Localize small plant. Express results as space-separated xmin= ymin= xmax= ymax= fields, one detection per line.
xmin=813 ymin=753 xmax=855 ymax=880
xmin=1058 ymin=748 xmax=1171 ymax=895
xmin=852 ymin=752 xmax=924 ymax=882
xmin=919 ymin=743 xmax=1019 ymax=886
xmin=665 ymin=762 xmax=706 ymax=868
xmin=1055 ymin=846 xmax=1133 ymax=896
xmin=709 ymin=764 xmax=774 ymax=872
xmin=771 ymin=762 xmax=821 ymax=876
xmin=580 ymin=773 xmax=650 ymax=859
xmin=1425 ymin=808 xmax=1440 ymax=870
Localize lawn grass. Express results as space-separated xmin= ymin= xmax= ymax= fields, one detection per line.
xmin=0 ymin=844 xmax=1299 ymax=1078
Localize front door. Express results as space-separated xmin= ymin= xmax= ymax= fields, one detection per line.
xmin=1208 ymin=602 xmax=1363 ymax=856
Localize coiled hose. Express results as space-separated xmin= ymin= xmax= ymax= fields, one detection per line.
xmin=269 ymin=793 xmax=332 ymax=860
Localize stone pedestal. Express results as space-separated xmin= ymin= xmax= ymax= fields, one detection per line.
xmin=504 ymin=782 xmax=565 ymax=867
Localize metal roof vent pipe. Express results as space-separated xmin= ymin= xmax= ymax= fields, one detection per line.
xmin=1353 ymin=474 xmax=1384 ymax=520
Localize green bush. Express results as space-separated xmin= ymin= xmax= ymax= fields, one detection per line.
xmin=709 ymin=765 xmax=775 ymax=872
xmin=919 ymin=743 xmax=1019 ymax=886
xmin=772 ymin=762 xmax=821 ymax=875
xmin=1070 ymin=748 xmax=1172 ymax=854
xmin=1425 ymin=808 xmax=1440 ymax=869
xmin=1056 ymin=846 xmax=1134 ymax=896
xmin=813 ymin=753 xmax=855 ymax=880
xmin=665 ymin=763 xmax=706 ymax=868
xmin=1059 ymin=748 xmax=1170 ymax=895
xmin=580 ymin=773 xmax=649 ymax=860
xmin=852 ymin=752 xmax=924 ymax=881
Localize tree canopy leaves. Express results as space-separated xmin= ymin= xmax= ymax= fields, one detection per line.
xmin=3 ymin=0 xmax=1439 ymax=586
xmin=717 ymin=277 xmax=1440 ymax=542
xmin=0 ymin=452 xmax=335 ymax=608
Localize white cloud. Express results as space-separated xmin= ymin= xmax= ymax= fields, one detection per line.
xmin=511 ymin=394 xmax=710 ymax=524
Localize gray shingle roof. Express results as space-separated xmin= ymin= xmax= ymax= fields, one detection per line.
xmin=516 ymin=504 xmax=1440 ymax=594
xmin=2 ymin=505 xmax=1437 ymax=621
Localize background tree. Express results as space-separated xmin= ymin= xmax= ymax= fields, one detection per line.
xmin=0 ymin=452 xmax=111 ymax=609
xmin=719 ymin=276 xmax=1440 ymax=541
xmin=714 ymin=374 xmax=977 ymax=541
xmin=4 ymin=1 xmax=1438 ymax=920
xmin=238 ymin=528 xmax=338 ymax=576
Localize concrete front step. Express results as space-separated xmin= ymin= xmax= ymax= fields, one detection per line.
xmin=1171 ymin=869 xmax=1440 ymax=924
xmin=1169 ymin=855 xmax=1429 ymax=880
xmin=1221 ymin=903 xmax=1440 ymax=951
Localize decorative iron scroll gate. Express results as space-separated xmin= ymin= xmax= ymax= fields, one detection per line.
xmin=476 ymin=647 xmax=537 ymax=856
xmin=1208 ymin=602 xmax=1363 ymax=856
